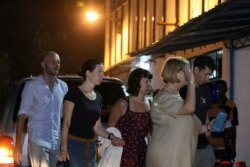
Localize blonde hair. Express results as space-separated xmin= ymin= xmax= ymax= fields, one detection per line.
xmin=161 ymin=57 xmax=189 ymax=83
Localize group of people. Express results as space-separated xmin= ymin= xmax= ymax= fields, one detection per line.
xmin=14 ymin=52 xmax=124 ymax=167
xmin=13 ymin=51 xmax=238 ymax=167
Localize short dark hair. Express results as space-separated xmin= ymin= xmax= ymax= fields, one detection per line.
xmin=215 ymin=79 xmax=228 ymax=94
xmin=127 ymin=68 xmax=153 ymax=96
xmin=193 ymin=55 xmax=215 ymax=71
xmin=78 ymin=59 xmax=103 ymax=81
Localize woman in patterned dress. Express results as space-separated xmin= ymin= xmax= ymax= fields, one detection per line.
xmin=108 ymin=68 xmax=153 ymax=167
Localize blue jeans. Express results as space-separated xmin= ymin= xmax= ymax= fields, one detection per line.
xmin=68 ymin=139 xmax=96 ymax=167
xmin=28 ymin=141 xmax=59 ymax=167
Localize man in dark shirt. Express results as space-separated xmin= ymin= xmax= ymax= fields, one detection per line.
xmin=180 ymin=55 xmax=215 ymax=167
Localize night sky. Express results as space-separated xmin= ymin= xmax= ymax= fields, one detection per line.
xmin=0 ymin=0 xmax=105 ymax=81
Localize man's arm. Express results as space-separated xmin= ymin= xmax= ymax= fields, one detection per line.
xmin=14 ymin=114 xmax=27 ymax=165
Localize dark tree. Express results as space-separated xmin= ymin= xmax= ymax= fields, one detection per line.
xmin=0 ymin=53 xmax=12 ymax=118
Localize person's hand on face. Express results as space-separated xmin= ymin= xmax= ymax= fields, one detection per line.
xmin=183 ymin=64 xmax=195 ymax=85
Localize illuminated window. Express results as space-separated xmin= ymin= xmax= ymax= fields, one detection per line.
xmin=208 ymin=50 xmax=223 ymax=80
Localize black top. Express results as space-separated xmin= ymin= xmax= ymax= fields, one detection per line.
xmin=195 ymin=84 xmax=213 ymax=124
xmin=64 ymin=86 xmax=102 ymax=138
xmin=180 ymin=84 xmax=213 ymax=148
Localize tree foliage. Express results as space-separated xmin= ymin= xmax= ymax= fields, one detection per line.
xmin=0 ymin=53 xmax=12 ymax=118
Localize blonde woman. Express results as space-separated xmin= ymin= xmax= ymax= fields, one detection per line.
xmin=146 ymin=57 xmax=202 ymax=167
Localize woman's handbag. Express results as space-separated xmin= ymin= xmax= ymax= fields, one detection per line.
xmin=56 ymin=161 xmax=69 ymax=167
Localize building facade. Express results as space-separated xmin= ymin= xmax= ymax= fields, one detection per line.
xmin=104 ymin=0 xmax=223 ymax=79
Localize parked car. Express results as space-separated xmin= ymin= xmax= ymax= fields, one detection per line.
xmin=0 ymin=75 xmax=127 ymax=167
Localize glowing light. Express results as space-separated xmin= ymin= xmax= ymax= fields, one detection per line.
xmin=0 ymin=148 xmax=14 ymax=164
xmin=86 ymin=10 xmax=100 ymax=22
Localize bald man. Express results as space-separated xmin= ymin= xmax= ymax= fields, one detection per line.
xmin=14 ymin=51 xmax=68 ymax=167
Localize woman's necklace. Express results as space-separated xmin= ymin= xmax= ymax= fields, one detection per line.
xmin=80 ymin=86 xmax=96 ymax=100
xmin=83 ymin=91 xmax=96 ymax=100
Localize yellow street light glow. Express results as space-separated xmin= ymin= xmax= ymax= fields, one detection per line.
xmin=86 ymin=11 xmax=100 ymax=22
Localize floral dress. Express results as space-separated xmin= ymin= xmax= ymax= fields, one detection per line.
xmin=116 ymin=97 xmax=151 ymax=167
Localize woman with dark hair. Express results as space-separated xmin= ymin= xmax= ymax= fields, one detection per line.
xmin=108 ymin=68 xmax=153 ymax=167
xmin=59 ymin=59 xmax=124 ymax=167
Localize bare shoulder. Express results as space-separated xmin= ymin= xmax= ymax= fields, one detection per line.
xmin=109 ymin=98 xmax=128 ymax=124
xmin=114 ymin=98 xmax=128 ymax=109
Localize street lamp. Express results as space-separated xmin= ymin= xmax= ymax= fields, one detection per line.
xmin=85 ymin=10 xmax=100 ymax=22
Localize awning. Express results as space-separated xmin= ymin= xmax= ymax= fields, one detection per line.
xmin=130 ymin=0 xmax=250 ymax=56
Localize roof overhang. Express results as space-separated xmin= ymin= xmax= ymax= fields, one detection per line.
xmin=130 ymin=0 xmax=250 ymax=56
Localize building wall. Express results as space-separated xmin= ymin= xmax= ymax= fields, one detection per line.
xmin=149 ymin=56 xmax=167 ymax=90
xmin=234 ymin=47 xmax=250 ymax=164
